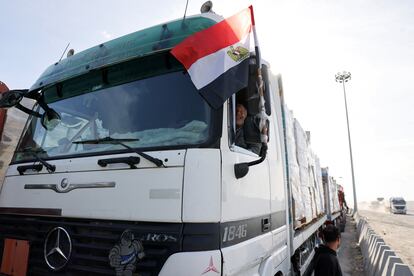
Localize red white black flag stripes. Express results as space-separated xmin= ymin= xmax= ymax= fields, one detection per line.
xmin=171 ymin=6 xmax=255 ymax=109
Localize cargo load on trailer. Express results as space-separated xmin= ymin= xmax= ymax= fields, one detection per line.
xmin=284 ymin=105 xmax=327 ymax=229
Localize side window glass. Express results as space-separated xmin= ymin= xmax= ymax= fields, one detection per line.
xmin=228 ymin=59 xmax=271 ymax=155
xmin=230 ymin=89 xmax=262 ymax=155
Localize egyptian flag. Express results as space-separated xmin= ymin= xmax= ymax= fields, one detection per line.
xmin=171 ymin=6 xmax=255 ymax=109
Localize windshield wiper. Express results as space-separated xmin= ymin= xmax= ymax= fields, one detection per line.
xmin=16 ymin=148 xmax=56 ymax=173
xmin=72 ymin=137 xmax=165 ymax=167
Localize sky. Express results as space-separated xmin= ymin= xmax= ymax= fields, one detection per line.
xmin=1 ymin=0 xmax=413 ymax=203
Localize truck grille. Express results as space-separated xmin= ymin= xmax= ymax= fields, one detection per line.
xmin=0 ymin=214 xmax=182 ymax=275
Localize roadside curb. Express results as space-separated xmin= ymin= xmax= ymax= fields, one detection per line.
xmin=354 ymin=213 xmax=413 ymax=276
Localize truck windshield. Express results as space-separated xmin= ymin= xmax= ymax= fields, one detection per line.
xmin=14 ymin=70 xmax=215 ymax=162
xmin=392 ymin=199 xmax=406 ymax=205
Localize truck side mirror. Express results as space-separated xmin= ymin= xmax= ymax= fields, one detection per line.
xmin=234 ymin=162 xmax=249 ymax=179
xmin=0 ymin=89 xmax=60 ymax=130
xmin=0 ymin=90 xmax=26 ymax=108
xmin=41 ymin=109 xmax=61 ymax=130
xmin=234 ymin=143 xmax=268 ymax=179
xmin=0 ymin=89 xmax=44 ymax=119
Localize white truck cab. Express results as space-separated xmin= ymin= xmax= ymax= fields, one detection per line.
xmin=0 ymin=10 xmax=293 ymax=276
xmin=389 ymin=197 xmax=407 ymax=214
xmin=0 ymin=6 xmax=341 ymax=276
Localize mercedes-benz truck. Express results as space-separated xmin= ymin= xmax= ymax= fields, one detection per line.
xmin=0 ymin=4 xmax=342 ymax=276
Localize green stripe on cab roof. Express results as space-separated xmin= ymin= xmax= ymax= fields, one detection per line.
xmin=29 ymin=16 xmax=217 ymax=94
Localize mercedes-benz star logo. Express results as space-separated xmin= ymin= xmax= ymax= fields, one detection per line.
xmin=57 ymin=178 xmax=69 ymax=192
xmin=44 ymin=227 xmax=72 ymax=271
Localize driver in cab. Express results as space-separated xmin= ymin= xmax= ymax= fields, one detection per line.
xmin=234 ymin=104 xmax=261 ymax=155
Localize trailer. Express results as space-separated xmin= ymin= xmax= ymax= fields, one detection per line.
xmin=0 ymin=3 xmax=343 ymax=275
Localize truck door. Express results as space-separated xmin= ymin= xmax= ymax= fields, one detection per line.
xmin=220 ymin=71 xmax=273 ymax=275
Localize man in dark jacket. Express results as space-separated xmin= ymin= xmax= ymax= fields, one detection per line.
xmin=313 ymin=224 xmax=343 ymax=276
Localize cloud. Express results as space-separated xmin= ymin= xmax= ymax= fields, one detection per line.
xmin=100 ymin=30 xmax=112 ymax=39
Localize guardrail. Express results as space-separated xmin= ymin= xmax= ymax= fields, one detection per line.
xmin=354 ymin=213 xmax=413 ymax=276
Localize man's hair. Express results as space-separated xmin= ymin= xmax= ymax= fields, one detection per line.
xmin=322 ymin=224 xmax=340 ymax=243
xmin=237 ymin=103 xmax=247 ymax=111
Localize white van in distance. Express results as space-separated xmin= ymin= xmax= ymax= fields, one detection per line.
xmin=389 ymin=197 xmax=407 ymax=214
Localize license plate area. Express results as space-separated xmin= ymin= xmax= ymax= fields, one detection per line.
xmin=1 ymin=238 xmax=29 ymax=276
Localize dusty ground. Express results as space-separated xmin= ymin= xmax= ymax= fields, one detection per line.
xmin=338 ymin=215 xmax=365 ymax=276
xmin=359 ymin=201 xmax=414 ymax=272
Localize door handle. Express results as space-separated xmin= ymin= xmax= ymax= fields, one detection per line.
xmin=262 ymin=217 xmax=271 ymax=232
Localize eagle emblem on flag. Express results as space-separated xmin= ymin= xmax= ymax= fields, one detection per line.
xmin=227 ymin=46 xmax=250 ymax=62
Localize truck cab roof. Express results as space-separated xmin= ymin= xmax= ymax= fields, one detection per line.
xmin=391 ymin=197 xmax=405 ymax=200
xmin=27 ymin=14 xmax=221 ymax=97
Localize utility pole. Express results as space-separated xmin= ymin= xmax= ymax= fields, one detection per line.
xmin=335 ymin=71 xmax=358 ymax=214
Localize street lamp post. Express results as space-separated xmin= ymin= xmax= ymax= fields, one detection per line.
xmin=335 ymin=71 xmax=358 ymax=214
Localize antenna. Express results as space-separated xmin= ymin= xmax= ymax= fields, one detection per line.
xmin=58 ymin=42 xmax=70 ymax=62
xmin=181 ymin=0 xmax=189 ymax=27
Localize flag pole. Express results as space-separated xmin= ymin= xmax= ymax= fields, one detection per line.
xmin=249 ymin=6 xmax=268 ymax=146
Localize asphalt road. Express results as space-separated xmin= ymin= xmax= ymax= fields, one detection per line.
xmin=359 ymin=201 xmax=414 ymax=272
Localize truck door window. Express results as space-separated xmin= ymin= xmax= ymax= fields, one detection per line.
xmin=228 ymin=89 xmax=262 ymax=155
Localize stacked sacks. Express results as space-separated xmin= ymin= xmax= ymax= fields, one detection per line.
xmin=329 ymin=177 xmax=341 ymax=213
xmin=329 ymin=177 xmax=335 ymax=213
xmin=284 ymin=106 xmax=306 ymax=228
xmin=321 ymin=168 xmax=331 ymax=214
xmin=321 ymin=168 xmax=341 ymax=215
xmin=308 ymin=150 xmax=324 ymax=216
xmin=333 ymin=183 xmax=341 ymax=213
xmin=314 ymin=156 xmax=325 ymax=215
xmin=286 ymin=109 xmax=331 ymax=226
xmin=306 ymin=150 xmax=319 ymax=218
xmin=294 ymin=119 xmax=314 ymax=224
